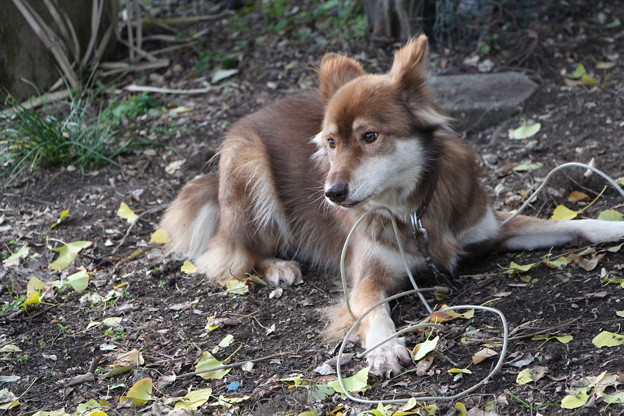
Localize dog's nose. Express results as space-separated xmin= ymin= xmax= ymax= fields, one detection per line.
xmin=325 ymin=183 xmax=349 ymax=203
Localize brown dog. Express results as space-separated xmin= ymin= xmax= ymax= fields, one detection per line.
xmin=161 ymin=36 xmax=624 ymax=376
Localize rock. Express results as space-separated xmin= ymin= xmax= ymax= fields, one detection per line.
xmin=429 ymin=72 xmax=538 ymax=131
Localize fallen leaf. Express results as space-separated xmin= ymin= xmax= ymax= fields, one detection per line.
xmin=504 ymin=261 xmax=538 ymax=274
xmin=114 ymin=349 xmax=144 ymax=367
xmin=412 ymin=335 xmax=439 ymax=361
xmin=118 ymin=202 xmax=138 ymax=224
xmin=448 ymin=368 xmax=473 ymax=375
xmin=532 ymin=334 xmax=573 ymax=344
xmin=225 ymin=279 xmax=249 ymax=295
xmin=597 ymin=209 xmax=624 ymax=221
xmin=2 ymin=246 xmax=29 ymax=267
xmin=50 ymin=241 xmax=92 ymax=271
xmin=120 ymin=378 xmax=153 ymax=406
xmin=0 ymin=388 xmax=19 ymax=410
xmin=212 ymin=334 xmax=235 ymax=354
xmin=102 ymin=317 xmax=123 ymax=327
xmin=596 ymin=61 xmax=617 ymax=69
xmin=150 ymin=228 xmax=170 ymax=243
xmin=165 ymin=159 xmax=185 ymax=175
xmin=516 ymin=366 xmax=548 ymax=385
xmin=551 ymin=205 xmax=578 ymax=220
xmin=27 ymin=277 xmax=47 ymax=295
xmin=567 ymin=191 xmax=591 ymax=202
xmin=195 ymin=352 xmax=230 ymax=379
xmin=510 ymin=122 xmax=541 ymax=140
xmin=561 ymin=389 xmax=589 ymax=409
xmin=472 ymin=348 xmax=498 ymax=364
xmin=512 ymin=161 xmax=543 ymax=172
xmin=212 ymin=68 xmax=239 ymax=84
xmin=0 ymin=345 xmax=21 ymax=353
xmin=50 ymin=209 xmax=70 ymax=229
xmin=174 ymin=387 xmax=212 ymax=411
xmin=592 ymin=331 xmax=624 ymax=347
xmin=581 ymin=73 xmax=599 ymax=86
xmin=66 ymin=269 xmax=89 ymax=292
xmin=327 ymin=367 xmax=369 ymax=394
xmin=566 ymin=63 xmax=587 ymax=79
xmin=181 ymin=260 xmax=197 ymax=274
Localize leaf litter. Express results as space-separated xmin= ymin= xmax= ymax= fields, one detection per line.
xmin=2 ymin=2 xmax=624 ymax=415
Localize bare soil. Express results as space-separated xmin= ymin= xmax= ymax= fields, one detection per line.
xmin=2 ymin=1 xmax=624 ymax=415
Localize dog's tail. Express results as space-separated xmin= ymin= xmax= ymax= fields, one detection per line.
xmin=160 ymin=173 xmax=220 ymax=260
xmin=499 ymin=214 xmax=624 ymax=250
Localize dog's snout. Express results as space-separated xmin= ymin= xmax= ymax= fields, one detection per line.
xmin=325 ymin=183 xmax=349 ymax=203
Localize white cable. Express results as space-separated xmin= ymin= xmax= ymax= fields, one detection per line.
xmin=502 ymin=162 xmax=624 ymax=225
xmin=336 ymin=299 xmax=509 ymax=405
xmin=340 ymin=206 xmax=432 ymax=317
xmin=336 ymin=161 xmax=623 ymax=405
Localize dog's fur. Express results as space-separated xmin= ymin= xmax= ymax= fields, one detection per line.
xmin=162 ymin=36 xmax=624 ymax=376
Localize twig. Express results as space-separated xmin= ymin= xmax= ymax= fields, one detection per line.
xmin=112 ymin=206 xmax=165 ymax=254
xmin=141 ymin=12 xmax=232 ymax=28
xmin=124 ymin=85 xmax=216 ymax=95
xmin=177 ymin=352 xmax=287 ymax=378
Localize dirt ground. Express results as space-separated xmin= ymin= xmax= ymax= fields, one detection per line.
xmin=1 ymin=1 xmax=624 ymax=415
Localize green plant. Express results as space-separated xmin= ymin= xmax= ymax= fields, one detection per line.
xmin=1 ymin=296 xmax=24 ymax=317
xmin=102 ymin=93 xmax=159 ymax=121
xmin=0 ymin=85 xmax=161 ymax=188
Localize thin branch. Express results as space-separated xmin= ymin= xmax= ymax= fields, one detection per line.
xmin=124 ymin=85 xmax=216 ymax=95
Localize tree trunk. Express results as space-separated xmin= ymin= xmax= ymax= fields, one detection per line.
xmin=0 ymin=0 xmax=118 ymax=101
xmin=363 ymin=0 xmax=413 ymax=43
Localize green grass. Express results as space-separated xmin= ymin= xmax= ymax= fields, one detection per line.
xmin=227 ymin=0 xmax=368 ymax=42
xmin=0 ymin=90 xmax=159 ymax=189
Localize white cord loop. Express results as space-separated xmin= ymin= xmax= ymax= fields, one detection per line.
xmin=336 ymin=161 xmax=624 ymax=406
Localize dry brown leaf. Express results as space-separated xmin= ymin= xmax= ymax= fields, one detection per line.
xmin=114 ymin=349 xmax=144 ymax=367
xmin=472 ymin=348 xmax=498 ymax=364
xmin=567 ymin=190 xmax=591 ymax=202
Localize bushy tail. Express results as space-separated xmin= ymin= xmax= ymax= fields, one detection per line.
xmin=160 ymin=173 xmax=220 ymax=260
xmin=499 ymin=214 xmax=624 ymax=250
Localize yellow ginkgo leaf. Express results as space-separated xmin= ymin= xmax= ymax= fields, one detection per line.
xmin=195 ymin=352 xmax=230 ymax=380
xmin=592 ymin=331 xmax=624 ymax=348
xmin=327 ymin=367 xmax=369 ymax=394
xmin=21 ymin=291 xmax=42 ymax=306
xmin=150 ymin=228 xmax=170 ymax=243
xmin=27 ymin=277 xmax=47 ymax=296
xmin=120 ymin=378 xmax=153 ymax=406
xmin=50 ymin=209 xmax=70 ymax=229
xmin=3 ymin=246 xmax=29 ymax=267
xmin=66 ymin=269 xmax=89 ymax=292
xmin=551 ymin=205 xmax=578 ymax=221
xmin=412 ymin=335 xmax=439 ymax=361
xmin=561 ymin=390 xmax=589 ymax=409
xmin=181 ymin=260 xmax=197 ymax=274
xmin=118 ymin=202 xmax=139 ymax=224
xmin=174 ymin=388 xmax=213 ymax=411
xmin=50 ymin=241 xmax=92 ymax=271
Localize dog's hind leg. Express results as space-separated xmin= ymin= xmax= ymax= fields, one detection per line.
xmin=500 ymin=214 xmax=624 ymax=250
xmin=161 ymin=173 xmax=220 ymax=260
xmin=194 ymin=132 xmax=300 ymax=285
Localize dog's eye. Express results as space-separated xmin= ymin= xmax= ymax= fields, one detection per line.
xmin=327 ymin=138 xmax=336 ymax=149
xmin=363 ymin=131 xmax=379 ymax=143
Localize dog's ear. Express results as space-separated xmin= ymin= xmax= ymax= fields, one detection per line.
xmin=318 ymin=53 xmax=365 ymax=103
xmin=389 ymin=35 xmax=429 ymax=94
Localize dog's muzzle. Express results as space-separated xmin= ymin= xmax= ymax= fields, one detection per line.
xmin=325 ymin=182 xmax=349 ymax=203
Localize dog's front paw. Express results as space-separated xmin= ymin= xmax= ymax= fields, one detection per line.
xmin=259 ymin=259 xmax=303 ymax=286
xmin=365 ymin=338 xmax=411 ymax=377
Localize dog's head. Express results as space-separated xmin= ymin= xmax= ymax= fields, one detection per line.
xmin=313 ymin=35 xmax=449 ymax=211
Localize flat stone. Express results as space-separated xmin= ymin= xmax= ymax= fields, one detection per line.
xmin=429 ymin=72 xmax=538 ymax=131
